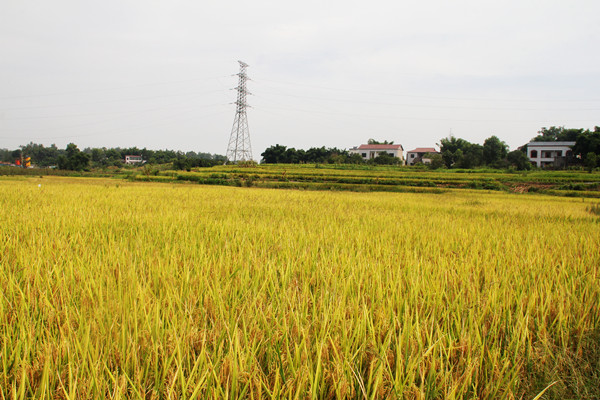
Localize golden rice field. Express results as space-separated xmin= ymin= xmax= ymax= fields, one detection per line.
xmin=0 ymin=176 xmax=599 ymax=399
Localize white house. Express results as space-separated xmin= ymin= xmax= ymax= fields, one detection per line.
xmin=406 ymin=147 xmax=439 ymax=166
xmin=526 ymin=142 xmax=575 ymax=168
xmin=348 ymin=144 xmax=404 ymax=162
xmin=124 ymin=155 xmax=144 ymax=164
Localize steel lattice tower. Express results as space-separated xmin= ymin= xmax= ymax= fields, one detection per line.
xmin=225 ymin=61 xmax=253 ymax=163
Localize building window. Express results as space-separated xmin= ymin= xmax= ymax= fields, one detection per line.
xmin=411 ymin=154 xmax=415 ymax=158
xmin=361 ymin=153 xmax=367 ymax=157
xmin=556 ymin=150 xmax=562 ymax=157
xmin=542 ymin=151 xmax=552 ymax=158
xmin=530 ymin=150 xmax=538 ymax=158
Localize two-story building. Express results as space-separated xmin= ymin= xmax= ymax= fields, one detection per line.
xmin=348 ymin=144 xmax=404 ymax=162
xmin=527 ymin=142 xmax=575 ymax=168
xmin=406 ymin=147 xmax=439 ymax=166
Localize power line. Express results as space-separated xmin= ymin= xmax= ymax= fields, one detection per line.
xmin=0 ymin=75 xmax=233 ymax=100
xmin=252 ymin=102 xmax=600 ymax=124
xmin=2 ymin=102 xmax=228 ymax=120
xmin=255 ymin=88 xmax=600 ymax=112
xmin=1 ymin=89 xmax=229 ymax=112
xmin=253 ymin=76 xmax=600 ymax=103
xmin=0 ymin=108 xmax=231 ymax=141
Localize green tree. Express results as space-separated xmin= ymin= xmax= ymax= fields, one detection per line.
xmin=584 ymin=152 xmax=597 ymax=172
xmin=11 ymin=149 xmax=22 ymax=161
xmin=90 ymin=148 xmax=107 ymax=166
xmin=0 ymin=148 xmax=11 ymax=162
xmin=346 ymin=153 xmax=365 ymax=164
xmin=285 ymin=148 xmax=300 ymax=163
xmin=424 ymin=153 xmax=444 ymax=169
xmin=367 ymin=139 xmax=394 ymax=145
xmin=461 ymin=144 xmax=484 ymax=168
xmin=483 ymin=136 xmax=508 ymax=166
xmin=573 ymin=129 xmax=600 ymax=159
xmin=19 ymin=142 xmax=61 ymax=167
xmin=172 ymin=156 xmax=191 ymax=171
xmin=261 ymin=145 xmax=351 ymax=164
xmin=57 ymin=143 xmax=89 ymax=171
xmin=532 ymin=126 xmax=582 ymax=142
xmin=369 ymin=152 xmax=400 ymax=165
xmin=439 ymin=137 xmax=484 ymax=168
xmin=261 ymin=144 xmax=288 ymax=163
xmin=305 ymin=147 xmax=329 ymax=163
xmin=439 ymin=137 xmax=463 ymax=168
xmin=507 ymin=150 xmax=532 ymax=170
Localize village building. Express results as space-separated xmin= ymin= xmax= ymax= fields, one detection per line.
xmin=406 ymin=147 xmax=439 ymax=166
xmin=526 ymin=142 xmax=575 ymax=168
xmin=348 ymin=144 xmax=404 ymax=162
xmin=124 ymin=155 xmax=144 ymax=164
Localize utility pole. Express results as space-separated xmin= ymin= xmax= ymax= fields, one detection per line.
xmin=225 ymin=61 xmax=253 ymax=163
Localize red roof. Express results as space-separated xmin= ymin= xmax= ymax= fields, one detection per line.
xmin=357 ymin=144 xmax=403 ymax=150
xmin=407 ymin=147 xmax=437 ymax=153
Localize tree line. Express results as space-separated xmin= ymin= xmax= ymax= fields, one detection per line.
xmin=260 ymin=145 xmax=361 ymax=164
xmin=259 ymin=137 xmax=517 ymax=168
xmin=3 ymin=126 xmax=598 ymax=171
xmin=439 ymin=126 xmax=600 ymax=170
xmin=260 ymin=139 xmax=410 ymax=165
xmin=261 ymin=127 xmax=600 ymax=170
xmin=438 ymin=135 xmax=528 ymax=169
xmin=0 ymin=142 xmax=225 ymax=171
xmin=435 ymin=127 xmax=599 ymax=170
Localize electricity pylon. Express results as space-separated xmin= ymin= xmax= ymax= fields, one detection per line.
xmin=225 ymin=61 xmax=253 ymax=163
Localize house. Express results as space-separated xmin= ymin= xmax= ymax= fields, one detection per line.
xmin=406 ymin=147 xmax=439 ymax=166
xmin=526 ymin=142 xmax=575 ymax=168
xmin=348 ymin=144 xmax=404 ymax=162
xmin=124 ymin=155 xmax=144 ymax=164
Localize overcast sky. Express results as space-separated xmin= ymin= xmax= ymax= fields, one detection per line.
xmin=1 ymin=0 xmax=599 ymax=159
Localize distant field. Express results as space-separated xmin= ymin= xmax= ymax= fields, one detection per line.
xmin=136 ymin=164 xmax=600 ymax=198
xmin=3 ymin=164 xmax=600 ymax=197
xmin=1 ymin=176 xmax=599 ymax=398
